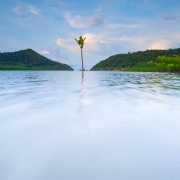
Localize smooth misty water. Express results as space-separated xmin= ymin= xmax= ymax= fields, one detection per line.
xmin=0 ymin=71 xmax=180 ymax=180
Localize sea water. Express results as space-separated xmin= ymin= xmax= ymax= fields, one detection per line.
xmin=0 ymin=71 xmax=180 ymax=180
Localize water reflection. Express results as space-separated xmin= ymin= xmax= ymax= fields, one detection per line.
xmin=0 ymin=71 xmax=180 ymax=180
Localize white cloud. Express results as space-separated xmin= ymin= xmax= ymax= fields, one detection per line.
xmin=65 ymin=8 xmax=103 ymax=28
xmin=57 ymin=33 xmax=108 ymax=54
xmin=39 ymin=47 xmax=69 ymax=64
xmin=39 ymin=51 xmax=50 ymax=54
xmin=48 ymin=47 xmax=69 ymax=63
xmin=87 ymin=14 xmax=103 ymax=27
xmin=65 ymin=14 xmax=87 ymax=28
xmin=56 ymin=38 xmax=78 ymax=52
xmin=13 ymin=6 xmax=24 ymax=16
xmin=118 ymin=33 xmax=180 ymax=51
xmin=56 ymin=33 xmax=122 ymax=54
xmin=86 ymin=8 xmax=103 ymax=27
xmin=56 ymin=33 xmax=136 ymax=54
xmin=13 ymin=3 xmax=40 ymax=16
xmin=29 ymin=5 xmax=39 ymax=15
xmin=65 ymin=10 xmax=140 ymax=31
xmin=56 ymin=31 xmax=180 ymax=56
xmin=82 ymin=33 xmax=106 ymax=53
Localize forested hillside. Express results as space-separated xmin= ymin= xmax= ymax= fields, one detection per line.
xmin=0 ymin=49 xmax=73 ymax=70
xmin=90 ymin=48 xmax=180 ymax=71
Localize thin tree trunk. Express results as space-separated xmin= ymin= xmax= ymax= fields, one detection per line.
xmin=81 ymin=48 xmax=84 ymax=79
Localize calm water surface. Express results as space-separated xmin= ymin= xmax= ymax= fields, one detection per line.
xmin=0 ymin=71 xmax=180 ymax=180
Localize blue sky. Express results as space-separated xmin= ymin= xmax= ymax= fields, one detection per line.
xmin=1 ymin=0 xmax=180 ymax=70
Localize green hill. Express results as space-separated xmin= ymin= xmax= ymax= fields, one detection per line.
xmin=0 ymin=49 xmax=73 ymax=70
xmin=90 ymin=48 xmax=180 ymax=71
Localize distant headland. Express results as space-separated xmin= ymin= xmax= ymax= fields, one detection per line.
xmin=90 ymin=48 xmax=180 ymax=72
xmin=0 ymin=49 xmax=73 ymax=70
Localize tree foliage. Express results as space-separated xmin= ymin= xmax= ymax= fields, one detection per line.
xmin=75 ymin=36 xmax=86 ymax=49
xmin=148 ymin=55 xmax=180 ymax=73
xmin=0 ymin=49 xmax=73 ymax=70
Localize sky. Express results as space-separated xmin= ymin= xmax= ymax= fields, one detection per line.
xmin=1 ymin=0 xmax=180 ymax=70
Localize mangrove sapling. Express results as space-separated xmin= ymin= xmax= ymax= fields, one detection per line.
xmin=75 ymin=36 xmax=86 ymax=79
